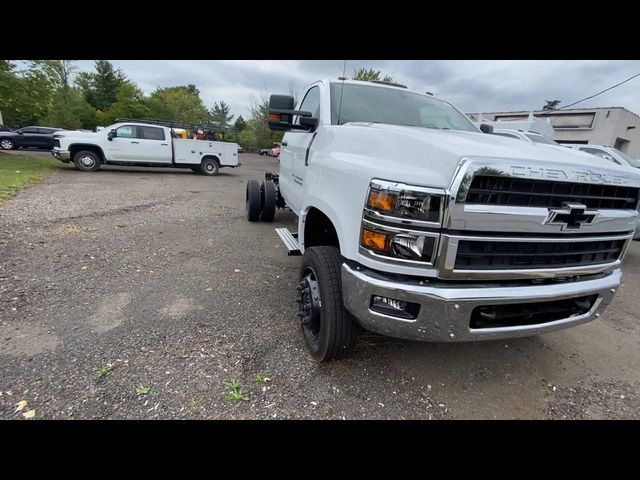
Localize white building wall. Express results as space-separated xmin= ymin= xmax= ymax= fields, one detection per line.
xmin=468 ymin=107 xmax=640 ymax=158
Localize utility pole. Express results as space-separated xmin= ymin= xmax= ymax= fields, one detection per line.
xmin=0 ymin=109 xmax=4 ymax=126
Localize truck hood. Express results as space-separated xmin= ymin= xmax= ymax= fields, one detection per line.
xmin=366 ymin=123 xmax=618 ymax=167
xmin=325 ymin=123 xmax=640 ymax=189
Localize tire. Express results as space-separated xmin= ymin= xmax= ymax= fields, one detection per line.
xmin=0 ymin=138 xmax=16 ymax=150
xmin=261 ymin=180 xmax=276 ymax=222
xmin=297 ymin=247 xmax=357 ymax=362
xmin=246 ymin=179 xmax=262 ymax=222
xmin=200 ymin=158 xmax=220 ymax=176
xmin=73 ymin=150 xmax=100 ymax=172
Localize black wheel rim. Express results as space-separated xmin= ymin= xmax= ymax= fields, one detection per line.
xmin=298 ymin=267 xmax=322 ymax=340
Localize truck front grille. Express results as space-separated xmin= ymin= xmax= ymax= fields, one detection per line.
xmin=455 ymin=238 xmax=626 ymax=270
xmin=466 ymin=175 xmax=639 ymax=210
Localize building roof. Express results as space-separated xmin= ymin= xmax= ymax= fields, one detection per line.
xmin=468 ymin=106 xmax=640 ymax=118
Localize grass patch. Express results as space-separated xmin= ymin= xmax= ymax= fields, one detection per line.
xmin=135 ymin=385 xmax=151 ymax=396
xmin=0 ymin=153 xmax=65 ymax=203
xmin=224 ymin=379 xmax=248 ymax=402
xmin=95 ymin=364 xmax=114 ymax=378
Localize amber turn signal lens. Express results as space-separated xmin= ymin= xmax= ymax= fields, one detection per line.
xmin=367 ymin=190 xmax=397 ymax=212
xmin=361 ymin=228 xmax=389 ymax=252
xmin=268 ymin=113 xmax=282 ymax=121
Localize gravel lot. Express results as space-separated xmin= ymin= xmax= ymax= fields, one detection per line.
xmin=1 ymin=152 xmax=639 ymax=419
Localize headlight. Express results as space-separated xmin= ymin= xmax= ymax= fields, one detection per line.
xmin=366 ymin=181 xmax=443 ymax=223
xmin=360 ymin=180 xmax=445 ymax=266
xmin=361 ymin=227 xmax=438 ymax=264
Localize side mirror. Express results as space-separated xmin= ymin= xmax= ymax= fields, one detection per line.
xmin=107 ymin=129 xmax=116 ymax=141
xmin=17 ymin=130 xmax=24 ymax=135
xmin=268 ymin=94 xmax=315 ymax=131
xmin=601 ymin=154 xmax=614 ymax=161
xmin=479 ymin=123 xmax=494 ymax=134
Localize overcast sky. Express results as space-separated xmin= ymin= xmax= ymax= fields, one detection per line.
xmin=74 ymin=60 xmax=640 ymax=119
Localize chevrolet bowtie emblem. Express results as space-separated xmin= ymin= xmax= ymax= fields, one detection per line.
xmin=544 ymin=203 xmax=599 ymax=230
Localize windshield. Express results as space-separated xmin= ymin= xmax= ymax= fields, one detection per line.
xmin=524 ymin=133 xmax=559 ymax=145
xmin=330 ymin=82 xmax=477 ymax=132
xmin=614 ymin=148 xmax=640 ymax=168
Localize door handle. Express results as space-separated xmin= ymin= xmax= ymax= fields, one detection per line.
xmin=281 ymin=141 xmax=288 ymax=146
xmin=161 ymin=143 xmax=168 ymax=146
xmin=131 ymin=141 xmax=139 ymax=144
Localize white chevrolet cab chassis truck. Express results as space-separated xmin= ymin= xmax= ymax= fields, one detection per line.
xmin=52 ymin=119 xmax=239 ymax=175
xmin=245 ymin=79 xmax=640 ymax=362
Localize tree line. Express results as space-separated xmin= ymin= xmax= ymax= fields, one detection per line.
xmin=0 ymin=60 xmax=283 ymax=152
xmin=0 ymin=61 xmax=402 ymax=151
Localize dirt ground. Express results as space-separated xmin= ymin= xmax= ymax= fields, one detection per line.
xmin=1 ymin=152 xmax=639 ymax=419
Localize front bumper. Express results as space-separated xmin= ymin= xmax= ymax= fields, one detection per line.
xmin=51 ymin=148 xmax=70 ymax=162
xmin=342 ymin=263 xmax=621 ymax=342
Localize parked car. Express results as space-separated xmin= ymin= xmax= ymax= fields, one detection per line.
xmin=0 ymin=126 xmax=60 ymax=150
xmin=52 ymin=118 xmax=239 ymax=175
xmin=259 ymin=149 xmax=271 ymax=156
xmin=564 ymin=144 xmax=640 ymax=170
xmin=244 ymin=78 xmax=640 ymax=362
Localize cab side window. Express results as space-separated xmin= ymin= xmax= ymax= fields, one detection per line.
xmin=116 ymin=125 xmax=137 ymax=138
xmin=298 ymin=87 xmax=321 ymax=121
xmin=139 ymin=126 xmax=165 ymax=141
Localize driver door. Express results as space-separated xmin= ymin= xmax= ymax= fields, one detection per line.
xmin=105 ymin=125 xmax=143 ymax=161
xmin=16 ymin=127 xmax=41 ymax=148
xmin=279 ymin=86 xmax=321 ymax=214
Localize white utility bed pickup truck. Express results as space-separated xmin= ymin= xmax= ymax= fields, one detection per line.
xmin=245 ymin=78 xmax=640 ymax=362
xmin=52 ymin=120 xmax=239 ymax=175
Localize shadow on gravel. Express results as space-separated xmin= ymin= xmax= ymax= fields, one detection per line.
xmin=70 ymin=167 xmax=234 ymax=176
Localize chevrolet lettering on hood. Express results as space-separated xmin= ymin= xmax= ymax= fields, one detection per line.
xmin=511 ymin=166 xmax=631 ymax=185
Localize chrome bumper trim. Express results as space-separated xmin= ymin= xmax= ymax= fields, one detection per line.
xmin=342 ymin=263 xmax=621 ymax=342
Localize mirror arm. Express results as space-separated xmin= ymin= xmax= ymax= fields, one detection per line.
xmin=269 ymin=121 xmax=313 ymax=131
xmin=269 ymin=108 xmax=312 ymax=118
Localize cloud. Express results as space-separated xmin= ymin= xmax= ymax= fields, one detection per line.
xmin=74 ymin=60 xmax=640 ymax=118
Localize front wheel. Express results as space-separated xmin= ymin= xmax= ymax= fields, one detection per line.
xmin=297 ymin=247 xmax=357 ymax=362
xmin=200 ymin=158 xmax=220 ymax=176
xmin=0 ymin=138 xmax=16 ymax=150
xmin=73 ymin=150 xmax=100 ymax=172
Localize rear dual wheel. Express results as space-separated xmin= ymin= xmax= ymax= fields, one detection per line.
xmin=261 ymin=180 xmax=276 ymax=222
xmin=246 ymin=179 xmax=262 ymax=221
xmin=246 ymin=179 xmax=276 ymax=222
